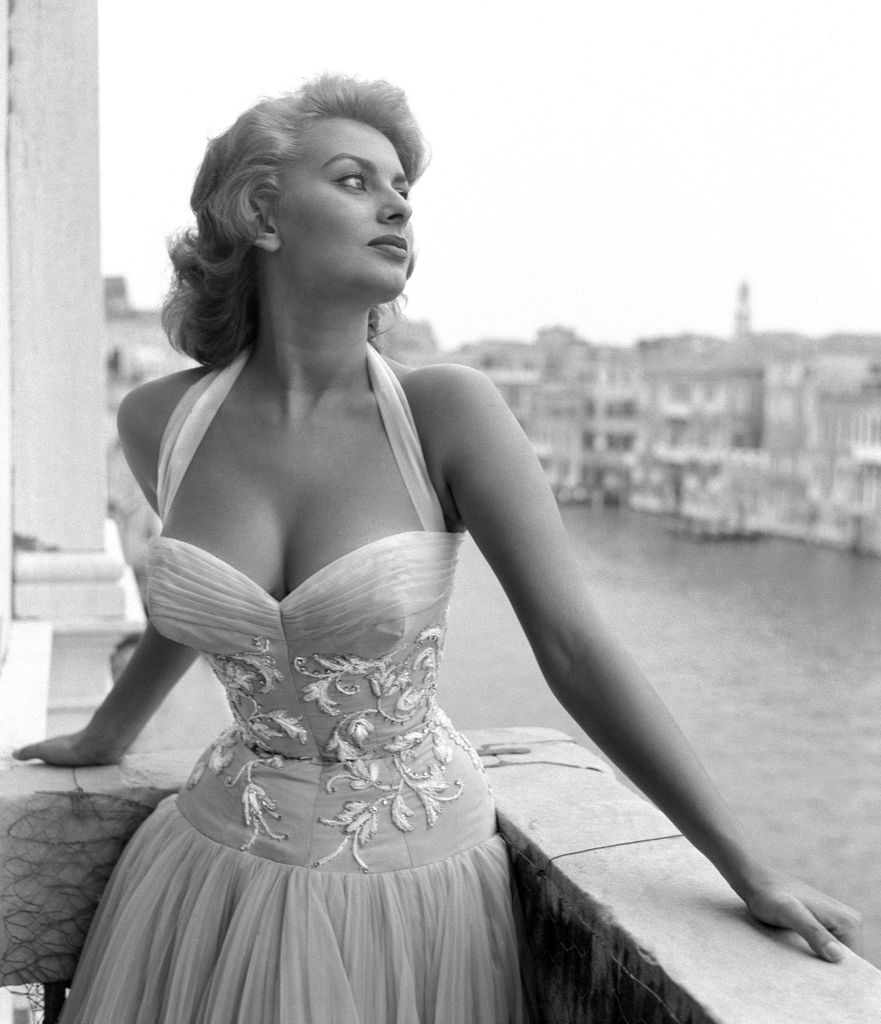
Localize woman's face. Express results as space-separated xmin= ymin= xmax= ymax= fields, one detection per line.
xmin=260 ymin=117 xmax=414 ymax=307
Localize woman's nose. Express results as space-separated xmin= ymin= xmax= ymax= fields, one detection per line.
xmin=379 ymin=189 xmax=412 ymax=225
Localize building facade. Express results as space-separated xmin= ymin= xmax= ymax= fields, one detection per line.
xmin=629 ymin=334 xmax=764 ymax=521
xmin=447 ymin=327 xmax=638 ymax=504
xmin=631 ymin=329 xmax=881 ymax=553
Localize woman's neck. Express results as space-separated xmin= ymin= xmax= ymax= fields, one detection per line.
xmin=247 ymin=288 xmax=373 ymax=408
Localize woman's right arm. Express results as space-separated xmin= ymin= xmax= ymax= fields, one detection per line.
xmin=13 ymin=623 xmax=198 ymax=765
xmin=13 ymin=367 xmax=208 ymax=767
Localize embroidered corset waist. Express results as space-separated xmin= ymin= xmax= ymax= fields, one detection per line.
xmin=149 ymin=531 xmax=494 ymax=874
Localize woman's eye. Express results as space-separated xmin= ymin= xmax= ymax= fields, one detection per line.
xmin=338 ymin=172 xmax=367 ymax=189
xmin=336 ymin=172 xmax=409 ymax=200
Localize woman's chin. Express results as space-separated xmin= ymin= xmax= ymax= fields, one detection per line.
xmin=358 ymin=274 xmax=408 ymax=308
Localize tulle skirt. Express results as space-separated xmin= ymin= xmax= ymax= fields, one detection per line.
xmin=59 ymin=796 xmax=530 ymax=1024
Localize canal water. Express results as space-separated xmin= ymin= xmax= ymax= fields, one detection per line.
xmin=441 ymin=507 xmax=881 ymax=966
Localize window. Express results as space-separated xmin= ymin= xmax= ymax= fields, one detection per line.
xmin=604 ymin=400 xmax=636 ymax=418
xmin=606 ymin=433 xmax=634 ymax=451
xmin=667 ymin=420 xmax=687 ymax=446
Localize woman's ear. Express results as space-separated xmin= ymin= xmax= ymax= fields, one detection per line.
xmin=252 ymin=196 xmax=281 ymax=253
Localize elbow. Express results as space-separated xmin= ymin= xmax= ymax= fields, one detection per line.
xmin=534 ymin=623 xmax=589 ymax=704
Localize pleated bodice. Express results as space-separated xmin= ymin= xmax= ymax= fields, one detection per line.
xmin=145 ymin=346 xmax=493 ymax=873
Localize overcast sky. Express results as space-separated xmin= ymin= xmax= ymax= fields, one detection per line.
xmin=98 ymin=0 xmax=881 ymax=350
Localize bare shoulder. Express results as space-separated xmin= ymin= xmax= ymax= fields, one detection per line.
xmin=389 ymin=359 xmax=507 ymax=436
xmin=382 ymin=360 xmax=512 ymax=528
xmin=117 ymin=366 xmax=209 ymax=511
xmin=117 ymin=366 xmax=208 ymax=452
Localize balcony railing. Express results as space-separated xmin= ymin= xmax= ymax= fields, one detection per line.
xmin=2 ymin=726 xmax=879 ymax=1023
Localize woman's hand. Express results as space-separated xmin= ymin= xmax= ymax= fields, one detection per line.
xmin=12 ymin=729 xmax=125 ymax=767
xmin=741 ymin=870 xmax=862 ymax=962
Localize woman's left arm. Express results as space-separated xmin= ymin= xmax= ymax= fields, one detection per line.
xmin=406 ymin=363 xmax=862 ymax=961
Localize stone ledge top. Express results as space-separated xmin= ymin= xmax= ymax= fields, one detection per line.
xmin=551 ymin=840 xmax=881 ymax=1024
xmin=1 ymin=726 xmax=878 ymax=1021
xmin=0 ymin=748 xmax=198 ymax=804
xmin=487 ymin=732 xmax=881 ymax=1024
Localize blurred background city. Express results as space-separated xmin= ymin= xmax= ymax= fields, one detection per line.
xmin=1 ymin=1 xmax=880 ymax=1020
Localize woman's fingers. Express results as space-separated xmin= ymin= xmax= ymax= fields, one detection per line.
xmin=748 ymin=886 xmax=863 ymax=961
xmin=13 ymin=741 xmax=62 ymax=764
xmin=12 ymin=742 xmax=45 ymax=761
xmin=809 ymin=896 xmax=864 ymax=957
xmin=777 ymin=899 xmax=847 ymax=961
xmin=12 ymin=735 xmax=86 ymax=766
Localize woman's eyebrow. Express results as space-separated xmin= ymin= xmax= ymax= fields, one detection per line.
xmin=321 ymin=153 xmax=408 ymax=183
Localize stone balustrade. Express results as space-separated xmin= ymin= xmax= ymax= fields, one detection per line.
xmin=1 ymin=726 xmax=879 ymax=1022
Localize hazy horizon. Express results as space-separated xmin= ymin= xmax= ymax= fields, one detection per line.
xmin=99 ymin=1 xmax=881 ymax=350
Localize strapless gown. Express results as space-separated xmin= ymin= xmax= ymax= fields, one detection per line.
xmin=59 ymin=346 xmax=530 ymax=1024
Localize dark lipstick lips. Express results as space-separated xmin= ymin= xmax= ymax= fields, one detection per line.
xmin=368 ymin=235 xmax=408 ymax=251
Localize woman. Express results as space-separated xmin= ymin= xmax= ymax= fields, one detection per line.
xmin=15 ymin=73 xmax=860 ymax=1023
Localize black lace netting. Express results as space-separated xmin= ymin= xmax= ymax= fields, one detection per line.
xmin=2 ymin=790 xmax=153 ymax=988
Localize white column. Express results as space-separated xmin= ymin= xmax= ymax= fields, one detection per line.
xmin=7 ymin=0 xmax=142 ymax=732
xmin=8 ymin=0 xmax=106 ymax=549
xmin=0 ymin=0 xmax=11 ymax=656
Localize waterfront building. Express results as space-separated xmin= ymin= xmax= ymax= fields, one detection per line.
xmin=730 ymin=343 xmax=881 ymax=554
xmin=530 ymin=331 xmax=639 ymax=503
xmin=754 ymin=351 xmax=869 ymax=531
xmin=529 ymin=377 xmax=585 ymax=496
xmin=584 ymin=344 xmax=640 ymax=504
xmin=852 ymin=380 xmax=881 ymax=548
xmin=626 ymin=280 xmax=881 ymax=554
xmin=810 ymin=360 xmax=881 ymax=553
xmin=629 ymin=333 xmax=764 ymax=520
xmin=632 ymin=343 xmax=881 ymax=555
xmin=447 ymin=327 xmax=639 ymax=503
xmin=443 ymin=295 xmax=881 ymax=554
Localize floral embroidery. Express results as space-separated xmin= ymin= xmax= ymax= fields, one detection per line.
xmin=185 ymin=725 xmax=239 ymax=790
xmin=189 ymin=636 xmax=310 ymax=850
xmin=294 ymin=623 xmax=481 ymax=871
xmin=188 ymin=627 xmax=482 ymax=866
xmin=205 ymin=636 xmax=310 ymax=756
xmin=225 ymin=755 xmax=289 ymax=851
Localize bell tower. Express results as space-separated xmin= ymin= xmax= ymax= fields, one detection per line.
xmin=733 ymin=280 xmax=752 ymax=342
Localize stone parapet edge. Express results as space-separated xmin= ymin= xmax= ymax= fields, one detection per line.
xmin=482 ymin=729 xmax=881 ymax=1024
xmin=0 ymin=726 xmax=878 ymax=1024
